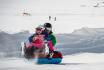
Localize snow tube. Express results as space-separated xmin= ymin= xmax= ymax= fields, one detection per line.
xmin=33 ymin=58 xmax=62 ymax=64
xmin=22 ymin=42 xmax=63 ymax=64
xmin=32 ymin=51 xmax=62 ymax=64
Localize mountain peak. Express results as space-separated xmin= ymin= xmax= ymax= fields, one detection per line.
xmin=71 ymin=27 xmax=104 ymax=36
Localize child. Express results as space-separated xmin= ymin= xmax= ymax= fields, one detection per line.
xmin=28 ymin=26 xmax=45 ymax=52
xmin=28 ymin=24 xmax=55 ymax=52
xmin=43 ymin=23 xmax=56 ymax=52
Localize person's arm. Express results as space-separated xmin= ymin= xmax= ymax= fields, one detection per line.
xmin=28 ymin=34 xmax=35 ymax=42
xmin=51 ymin=35 xmax=56 ymax=46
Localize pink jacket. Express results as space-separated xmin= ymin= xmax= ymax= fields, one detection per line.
xmin=27 ymin=34 xmax=54 ymax=51
xmin=28 ymin=35 xmax=44 ymax=48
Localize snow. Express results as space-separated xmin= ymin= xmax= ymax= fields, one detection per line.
xmin=0 ymin=0 xmax=104 ymax=70
xmin=0 ymin=53 xmax=104 ymax=70
xmin=63 ymin=53 xmax=104 ymax=63
xmin=1 ymin=0 xmax=104 ymax=34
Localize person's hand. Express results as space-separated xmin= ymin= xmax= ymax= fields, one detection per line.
xmin=33 ymin=37 xmax=38 ymax=41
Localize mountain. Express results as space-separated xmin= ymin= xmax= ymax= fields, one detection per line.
xmin=71 ymin=27 xmax=104 ymax=36
xmin=0 ymin=30 xmax=30 ymax=57
xmin=1 ymin=27 xmax=104 ymax=57
xmin=56 ymin=27 xmax=104 ymax=55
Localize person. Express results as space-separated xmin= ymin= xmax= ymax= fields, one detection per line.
xmin=28 ymin=23 xmax=56 ymax=57
xmin=29 ymin=23 xmax=56 ymax=52
xmin=29 ymin=27 xmax=44 ymax=49
xmin=49 ymin=16 xmax=51 ymax=20
xmin=27 ymin=26 xmax=46 ymax=58
xmin=28 ymin=25 xmax=44 ymax=43
xmin=43 ymin=23 xmax=56 ymax=52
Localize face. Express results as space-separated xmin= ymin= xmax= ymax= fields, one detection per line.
xmin=46 ymin=28 xmax=52 ymax=33
xmin=46 ymin=28 xmax=52 ymax=31
xmin=36 ymin=29 xmax=42 ymax=34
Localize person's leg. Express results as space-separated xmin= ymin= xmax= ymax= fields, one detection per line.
xmin=38 ymin=46 xmax=47 ymax=58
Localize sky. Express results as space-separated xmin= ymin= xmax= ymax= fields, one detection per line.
xmin=0 ymin=0 xmax=104 ymax=34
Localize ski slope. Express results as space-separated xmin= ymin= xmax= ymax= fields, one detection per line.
xmin=0 ymin=53 xmax=104 ymax=70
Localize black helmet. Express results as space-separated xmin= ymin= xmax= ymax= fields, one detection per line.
xmin=44 ymin=23 xmax=52 ymax=28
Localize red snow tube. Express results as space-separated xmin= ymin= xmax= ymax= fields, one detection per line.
xmin=52 ymin=51 xmax=63 ymax=58
xmin=33 ymin=51 xmax=63 ymax=64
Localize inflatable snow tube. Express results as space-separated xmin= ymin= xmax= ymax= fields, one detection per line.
xmin=31 ymin=51 xmax=63 ymax=64
xmin=33 ymin=58 xmax=62 ymax=64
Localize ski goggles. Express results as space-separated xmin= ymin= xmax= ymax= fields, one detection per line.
xmin=46 ymin=27 xmax=52 ymax=31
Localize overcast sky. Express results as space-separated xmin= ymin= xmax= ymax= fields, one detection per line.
xmin=0 ymin=0 xmax=104 ymax=34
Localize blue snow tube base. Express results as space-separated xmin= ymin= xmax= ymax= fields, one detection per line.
xmin=32 ymin=58 xmax=62 ymax=64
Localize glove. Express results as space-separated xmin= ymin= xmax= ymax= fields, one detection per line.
xmin=48 ymin=51 xmax=54 ymax=58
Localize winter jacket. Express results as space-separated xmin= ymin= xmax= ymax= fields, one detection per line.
xmin=28 ymin=33 xmax=55 ymax=51
xmin=42 ymin=30 xmax=56 ymax=46
xmin=29 ymin=31 xmax=56 ymax=46
xmin=28 ymin=34 xmax=44 ymax=48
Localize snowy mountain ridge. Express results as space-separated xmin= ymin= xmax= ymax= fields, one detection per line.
xmin=0 ymin=27 xmax=104 ymax=57
xmin=71 ymin=27 xmax=104 ymax=36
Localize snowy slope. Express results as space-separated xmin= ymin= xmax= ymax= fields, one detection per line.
xmin=0 ymin=0 xmax=104 ymax=69
xmin=0 ymin=53 xmax=104 ymax=70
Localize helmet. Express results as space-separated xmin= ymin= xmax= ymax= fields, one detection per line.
xmin=44 ymin=23 xmax=52 ymax=28
xmin=36 ymin=25 xmax=44 ymax=30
